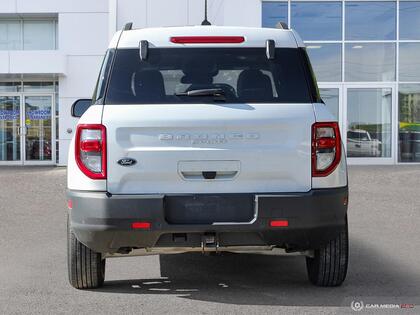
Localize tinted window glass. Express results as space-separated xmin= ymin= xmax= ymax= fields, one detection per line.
xmin=262 ymin=2 xmax=288 ymax=28
xmin=105 ymin=48 xmax=312 ymax=104
xmin=400 ymin=1 xmax=420 ymax=40
xmin=345 ymin=43 xmax=395 ymax=82
xmin=291 ymin=2 xmax=342 ymax=40
xmin=345 ymin=2 xmax=396 ymax=40
xmin=306 ymin=44 xmax=342 ymax=82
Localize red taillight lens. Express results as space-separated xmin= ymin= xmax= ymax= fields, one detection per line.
xmin=75 ymin=124 xmax=106 ymax=179
xmin=312 ymin=122 xmax=341 ymax=177
xmin=170 ymin=36 xmax=245 ymax=44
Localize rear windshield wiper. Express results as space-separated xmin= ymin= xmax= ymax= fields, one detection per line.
xmin=175 ymin=88 xmax=226 ymax=100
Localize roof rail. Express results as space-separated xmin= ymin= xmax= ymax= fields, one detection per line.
xmin=123 ymin=22 xmax=133 ymax=31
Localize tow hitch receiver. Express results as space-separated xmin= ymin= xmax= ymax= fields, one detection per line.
xmin=201 ymin=233 xmax=219 ymax=253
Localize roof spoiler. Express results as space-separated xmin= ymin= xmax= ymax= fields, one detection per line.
xmin=123 ymin=22 xmax=133 ymax=31
xmin=276 ymin=22 xmax=289 ymax=30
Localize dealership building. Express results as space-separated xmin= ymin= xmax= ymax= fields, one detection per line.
xmin=0 ymin=0 xmax=419 ymax=166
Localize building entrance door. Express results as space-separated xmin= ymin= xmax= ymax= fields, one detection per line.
xmin=0 ymin=94 xmax=55 ymax=165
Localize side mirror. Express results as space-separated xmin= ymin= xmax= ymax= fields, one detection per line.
xmin=71 ymin=99 xmax=92 ymax=118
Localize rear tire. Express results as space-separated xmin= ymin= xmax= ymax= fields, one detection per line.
xmin=67 ymin=214 xmax=105 ymax=289
xmin=306 ymin=218 xmax=349 ymax=287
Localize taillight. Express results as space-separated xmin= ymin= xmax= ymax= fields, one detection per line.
xmin=75 ymin=124 xmax=106 ymax=179
xmin=312 ymin=122 xmax=341 ymax=177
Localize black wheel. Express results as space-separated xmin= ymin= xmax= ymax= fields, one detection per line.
xmin=306 ymin=218 xmax=349 ymax=287
xmin=67 ymin=214 xmax=105 ymax=289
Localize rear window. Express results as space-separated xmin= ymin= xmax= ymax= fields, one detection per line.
xmin=104 ymin=48 xmax=312 ymax=104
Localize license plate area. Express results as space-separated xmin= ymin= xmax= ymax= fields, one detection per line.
xmin=164 ymin=194 xmax=255 ymax=225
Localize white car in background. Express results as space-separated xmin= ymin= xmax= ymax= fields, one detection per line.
xmin=347 ymin=129 xmax=382 ymax=157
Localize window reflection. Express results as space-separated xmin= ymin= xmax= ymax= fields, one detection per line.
xmin=262 ymin=2 xmax=288 ymax=28
xmin=400 ymin=1 xmax=420 ymax=40
xmin=307 ymin=44 xmax=342 ymax=82
xmin=347 ymin=88 xmax=392 ymax=157
xmin=345 ymin=2 xmax=396 ymax=40
xmin=399 ymin=43 xmax=420 ymax=82
xmin=399 ymin=85 xmax=420 ymax=162
xmin=0 ymin=96 xmax=20 ymax=161
xmin=320 ymin=88 xmax=339 ymax=120
xmin=291 ymin=2 xmax=342 ymax=40
xmin=345 ymin=43 xmax=395 ymax=82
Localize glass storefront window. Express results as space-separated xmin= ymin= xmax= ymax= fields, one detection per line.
xmin=22 ymin=82 xmax=55 ymax=92
xmin=0 ymin=18 xmax=57 ymax=51
xmin=0 ymin=96 xmax=21 ymax=161
xmin=23 ymin=20 xmax=56 ymax=50
xmin=400 ymin=1 xmax=420 ymax=40
xmin=399 ymin=43 xmax=420 ymax=82
xmin=345 ymin=2 xmax=396 ymax=40
xmin=0 ymin=20 xmax=21 ymax=50
xmin=24 ymin=96 xmax=52 ymax=161
xmin=306 ymin=44 xmax=342 ymax=82
xmin=347 ymin=88 xmax=392 ymax=158
xmin=320 ymin=88 xmax=339 ymax=120
xmin=291 ymin=2 xmax=342 ymax=40
xmin=399 ymin=85 xmax=420 ymax=162
xmin=262 ymin=2 xmax=288 ymax=28
xmin=345 ymin=43 xmax=395 ymax=82
xmin=0 ymin=82 xmax=20 ymax=93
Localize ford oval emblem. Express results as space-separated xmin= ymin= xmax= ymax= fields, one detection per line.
xmin=117 ymin=158 xmax=137 ymax=166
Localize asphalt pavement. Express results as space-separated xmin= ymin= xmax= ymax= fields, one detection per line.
xmin=0 ymin=166 xmax=419 ymax=314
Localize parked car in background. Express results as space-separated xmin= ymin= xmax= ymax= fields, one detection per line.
xmin=347 ymin=129 xmax=382 ymax=157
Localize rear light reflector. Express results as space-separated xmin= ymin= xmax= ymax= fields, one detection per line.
xmin=170 ymin=36 xmax=245 ymax=44
xmin=270 ymin=220 xmax=289 ymax=227
xmin=312 ymin=122 xmax=341 ymax=177
xmin=67 ymin=200 xmax=73 ymax=210
xmin=75 ymin=124 xmax=106 ymax=179
xmin=131 ymin=222 xmax=151 ymax=229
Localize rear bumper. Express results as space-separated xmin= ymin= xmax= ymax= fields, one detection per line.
xmin=67 ymin=187 xmax=348 ymax=254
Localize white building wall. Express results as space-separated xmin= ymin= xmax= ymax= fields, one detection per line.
xmin=57 ymin=11 xmax=109 ymax=164
xmin=114 ymin=0 xmax=257 ymax=32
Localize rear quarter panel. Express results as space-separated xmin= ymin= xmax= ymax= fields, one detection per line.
xmin=312 ymin=103 xmax=348 ymax=189
xmin=67 ymin=105 xmax=107 ymax=191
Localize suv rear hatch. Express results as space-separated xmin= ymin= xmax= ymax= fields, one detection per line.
xmin=101 ymin=46 xmax=315 ymax=194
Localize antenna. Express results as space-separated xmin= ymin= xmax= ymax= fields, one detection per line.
xmin=201 ymin=0 xmax=211 ymax=25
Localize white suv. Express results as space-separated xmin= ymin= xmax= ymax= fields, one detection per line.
xmin=67 ymin=24 xmax=349 ymax=289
